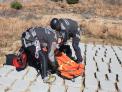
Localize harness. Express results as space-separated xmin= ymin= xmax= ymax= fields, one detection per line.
xmin=22 ymin=27 xmax=41 ymax=59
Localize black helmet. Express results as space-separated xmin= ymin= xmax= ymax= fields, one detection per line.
xmin=50 ymin=18 xmax=60 ymax=30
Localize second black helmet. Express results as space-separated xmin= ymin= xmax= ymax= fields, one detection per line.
xmin=50 ymin=18 xmax=60 ymax=30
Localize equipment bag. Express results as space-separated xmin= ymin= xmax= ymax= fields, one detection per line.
xmin=12 ymin=47 xmax=27 ymax=69
xmin=56 ymin=52 xmax=84 ymax=79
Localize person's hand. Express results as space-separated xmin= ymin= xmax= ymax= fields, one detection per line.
xmin=57 ymin=38 xmax=62 ymax=44
xmin=54 ymin=49 xmax=61 ymax=56
xmin=42 ymin=47 xmax=47 ymax=52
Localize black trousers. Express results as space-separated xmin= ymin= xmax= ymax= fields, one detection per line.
xmin=25 ymin=46 xmax=48 ymax=79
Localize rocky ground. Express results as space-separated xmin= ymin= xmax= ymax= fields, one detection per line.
xmin=0 ymin=43 xmax=122 ymax=92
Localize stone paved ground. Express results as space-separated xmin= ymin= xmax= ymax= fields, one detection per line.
xmin=0 ymin=43 xmax=122 ymax=92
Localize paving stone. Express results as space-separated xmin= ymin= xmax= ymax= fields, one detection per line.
xmin=85 ymin=73 xmax=95 ymax=81
xmin=75 ymin=76 xmax=83 ymax=83
xmin=8 ymin=69 xmax=27 ymax=79
xmin=87 ymin=43 xmax=94 ymax=49
xmin=86 ymin=51 xmax=93 ymax=56
xmin=0 ymin=43 xmax=122 ymax=92
xmin=95 ymin=57 xmax=102 ymax=64
xmin=86 ymin=56 xmax=96 ymax=65
xmin=79 ymin=43 xmax=85 ymax=54
xmin=65 ymin=77 xmax=83 ymax=87
xmin=97 ymin=51 xmax=104 ymax=58
xmin=36 ymin=75 xmax=43 ymax=83
xmin=100 ymin=80 xmax=116 ymax=92
xmin=107 ymin=73 xmax=116 ymax=82
xmin=52 ymin=74 xmax=64 ymax=85
xmin=85 ymin=77 xmax=98 ymax=90
xmin=65 ymin=80 xmax=82 ymax=87
xmin=0 ymin=65 xmax=15 ymax=77
xmin=96 ymin=72 xmax=106 ymax=81
xmin=97 ymin=62 xmax=109 ymax=74
xmin=29 ymin=82 xmax=49 ymax=92
xmin=98 ymin=90 xmax=111 ymax=92
xmin=83 ymin=88 xmax=97 ymax=92
xmin=111 ymin=57 xmax=121 ymax=66
xmin=117 ymin=81 xmax=122 ymax=92
xmin=118 ymin=73 xmax=122 ymax=82
xmin=102 ymin=57 xmax=110 ymax=64
xmin=110 ymin=54 xmax=117 ymax=61
xmin=0 ymin=86 xmax=6 ymax=92
xmin=67 ymin=87 xmax=81 ymax=92
xmin=85 ymin=69 xmax=95 ymax=76
xmin=115 ymin=50 xmax=122 ymax=59
xmin=7 ymin=90 xmax=24 ymax=92
xmin=0 ymin=76 xmax=15 ymax=88
xmin=10 ymin=79 xmax=30 ymax=92
xmin=24 ymin=67 xmax=37 ymax=81
xmin=3 ymin=65 xmax=15 ymax=70
xmin=0 ymin=89 xmax=5 ymax=92
xmin=85 ymin=64 xmax=96 ymax=73
xmin=110 ymin=62 xmax=122 ymax=74
xmin=50 ymin=85 xmax=66 ymax=92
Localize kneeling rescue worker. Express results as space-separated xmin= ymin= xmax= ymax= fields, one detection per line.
xmin=21 ymin=27 xmax=58 ymax=83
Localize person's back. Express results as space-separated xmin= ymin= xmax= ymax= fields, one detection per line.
xmin=50 ymin=18 xmax=83 ymax=63
xmin=59 ymin=18 xmax=79 ymax=35
xmin=21 ymin=27 xmax=57 ymax=83
xmin=22 ymin=27 xmax=57 ymax=47
xmin=34 ymin=27 xmax=57 ymax=48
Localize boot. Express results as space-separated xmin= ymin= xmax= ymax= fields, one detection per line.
xmin=43 ymin=75 xmax=56 ymax=83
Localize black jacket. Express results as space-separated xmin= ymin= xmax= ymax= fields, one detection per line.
xmin=21 ymin=27 xmax=57 ymax=63
xmin=58 ymin=18 xmax=82 ymax=62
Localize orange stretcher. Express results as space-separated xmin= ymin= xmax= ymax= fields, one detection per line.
xmin=56 ymin=53 xmax=84 ymax=79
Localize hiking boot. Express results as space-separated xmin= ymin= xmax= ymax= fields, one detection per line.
xmin=43 ymin=75 xmax=56 ymax=83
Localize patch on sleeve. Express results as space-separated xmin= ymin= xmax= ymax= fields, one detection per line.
xmin=25 ymin=32 xmax=30 ymax=40
xmin=61 ymin=23 xmax=66 ymax=30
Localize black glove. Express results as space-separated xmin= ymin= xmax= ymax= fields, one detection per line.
xmin=50 ymin=61 xmax=58 ymax=73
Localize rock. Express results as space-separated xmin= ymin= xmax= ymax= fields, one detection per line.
xmin=85 ymin=77 xmax=98 ymax=90
xmin=100 ymin=80 xmax=116 ymax=92
xmin=10 ymin=79 xmax=30 ymax=92
xmin=24 ymin=67 xmax=37 ymax=81
xmin=29 ymin=82 xmax=49 ymax=92
xmin=67 ymin=87 xmax=81 ymax=92
xmin=8 ymin=69 xmax=28 ymax=79
xmin=0 ymin=76 xmax=15 ymax=88
xmin=0 ymin=65 xmax=15 ymax=77
xmin=51 ymin=74 xmax=64 ymax=85
xmin=50 ymin=85 xmax=66 ymax=92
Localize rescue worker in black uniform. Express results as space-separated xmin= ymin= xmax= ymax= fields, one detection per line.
xmin=21 ymin=27 xmax=58 ymax=83
xmin=50 ymin=18 xmax=83 ymax=63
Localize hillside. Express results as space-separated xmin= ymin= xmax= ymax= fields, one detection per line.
xmin=0 ymin=0 xmax=122 ymax=64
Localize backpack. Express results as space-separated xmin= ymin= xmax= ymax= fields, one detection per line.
xmin=56 ymin=53 xmax=84 ymax=79
xmin=12 ymin=48 xmax=27 ymax=69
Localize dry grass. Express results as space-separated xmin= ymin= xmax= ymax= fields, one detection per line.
xmin=80 ymin=18 xmax=122 ymax=40
xmin=0 ymin=0 xmax=122 ymax=64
